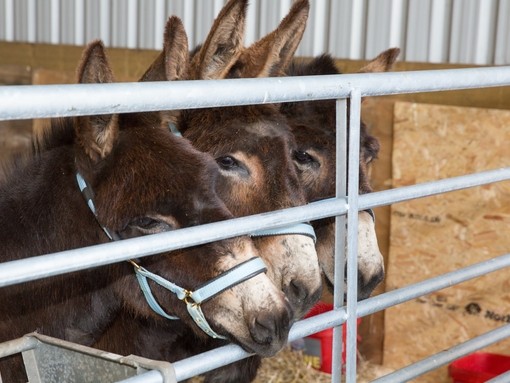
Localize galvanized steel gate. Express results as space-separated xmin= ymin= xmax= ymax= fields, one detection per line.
xmin=1 ymin=66 xmax=510 ymax=382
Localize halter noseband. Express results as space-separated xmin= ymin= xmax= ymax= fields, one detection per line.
xmin=75 ymin=172 xmax=267 ymax=339
xmin=128 ymin=257 xmax=266 ymax=339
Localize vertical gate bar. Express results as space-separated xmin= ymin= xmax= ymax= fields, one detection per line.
xmin=345 ymin=89 xmax=362 ymax=382
xmin=331 ymin=98 xmax=348 ymax=383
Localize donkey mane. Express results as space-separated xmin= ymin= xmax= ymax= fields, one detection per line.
xmin=287 ymin=53 xmax=340 ymax=76
xmin=0 ymin=119 xmax=73 ymax=185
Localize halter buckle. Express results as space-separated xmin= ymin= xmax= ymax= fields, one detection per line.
xmin=183 ymin=290 xmax=198 ymax=307
xmin=128 ymin=259 xmax=141 ymax=270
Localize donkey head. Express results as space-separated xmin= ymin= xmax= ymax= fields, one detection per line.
xmin=74 ymin=38 xmax=291 ymax=356
xmin=281 ymin=48 xmax=400 ymax=299
xmin=170 ymin=0 xmax=322 ymax=320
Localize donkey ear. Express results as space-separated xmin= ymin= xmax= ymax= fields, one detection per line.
xmin=358 ymin=48 xmax=400 ymax=104
xmin=189 ymin=0 xmax=248 ymax=80
xmin=229 ymin=0 xmax=309 ymax=78
xmin=140 ymin=16 xmax=189 ymax=82
xmin=76 ymin=40 xmax=115 ymax=85
xmin=75 ymin=40 xmax=119 ymax=163
xmin=358 ymin=48 xmax=400 ymax=73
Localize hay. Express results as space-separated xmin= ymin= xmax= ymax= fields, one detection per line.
xmin=189 ymin=347 xmax=391 ymax=382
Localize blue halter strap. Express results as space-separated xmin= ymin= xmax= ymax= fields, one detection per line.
xmin=129 ymin=256 xmax=266 ymax=339
xmin=75 ymin=172 xmax=267 ymax=339
xmin=251 ymin=223 xmax=316 ymax=243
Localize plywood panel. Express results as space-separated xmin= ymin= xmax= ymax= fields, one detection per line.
xmin=383 ymin=102 xmax=510 ymax=382
xmin=0 ymin=42 xmax=157 ymax=82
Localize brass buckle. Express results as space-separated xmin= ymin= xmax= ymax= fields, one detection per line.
xmin=183 ymin=290 xmax=198 ymax=307
xmin=128 ymin=259 xmax=141 ymax=270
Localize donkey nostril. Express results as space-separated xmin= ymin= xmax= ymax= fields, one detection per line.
xmin=289 ymin=280 xmax=309 ymax=303
xmin=250 ymin=313 xmax=277 ymax=345
xmin=358 ymin=267 xmax=385 ymax=300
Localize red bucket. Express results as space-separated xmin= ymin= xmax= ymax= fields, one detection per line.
xmin=294 ymin=302 xmax=361 ymax=374
xmin=448 ymin=352 xmax=510 ymax=383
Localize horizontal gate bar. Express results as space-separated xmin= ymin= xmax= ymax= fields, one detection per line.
xmin=359 ymin=167 xmax=510 ymax=210
xmin=358 ymin=252 xmax=510 ymax=318
xmin=0 ymin=199 xmax=346 ymax=288
xmin=172 ymin=309 xmax=348 ymax=382
xmin=372 ymin=324 xmax=510 ymax=383
xmin=170 ymin=251 xmax=510 ymax=381
xmin=1 ymin=167 xmax=508 ymax=288
xmin=1 ymin=66 xmax=510 ymax=120
xmin=118 ymin=371 xmax=166 ymax=383
xmin=487 ymin=370 xmax=510 ymax=383
xmin=0 ymin=336 xmax=38 ymax=359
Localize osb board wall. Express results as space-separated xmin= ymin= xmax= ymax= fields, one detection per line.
xmin=383 ymin=101 xmax=510 ymax=383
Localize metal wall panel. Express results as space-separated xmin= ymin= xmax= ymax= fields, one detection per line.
xmin=2 ymin=0 xmax=510 ymax=65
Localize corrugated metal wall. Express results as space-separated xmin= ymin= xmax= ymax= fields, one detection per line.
xmin=1 ymin=0 xmax=509 ymax=65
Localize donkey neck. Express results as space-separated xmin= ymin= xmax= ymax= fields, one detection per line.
xmin=0 ymin=144 xmax=126 ymax=345
xmin=0 ymin=146 xmax=105 ymax=258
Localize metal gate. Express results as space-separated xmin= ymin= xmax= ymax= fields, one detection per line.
xmin=1 ymin=65 xmax=510 ymax=382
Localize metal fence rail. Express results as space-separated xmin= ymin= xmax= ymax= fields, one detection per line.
xmin=373 ymin=324 xmax=510 ymax=383
xmin=1 ymin=66 xmax=510 ymax=120
xmin=1 ymin=66 xmax=510 ymax=382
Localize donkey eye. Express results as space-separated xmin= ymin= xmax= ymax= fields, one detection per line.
xmin=135 ymin=217 xmax=159 ymax=228
xmin=363 ymin=148 xmax=378 ymax=164
xmin=216 ymin=156 xmax=238 ymax=169
xmin=293 ymin=150 xmax=315 ymax=164
xmin=130 ymin=217 xmax=173 ymax=235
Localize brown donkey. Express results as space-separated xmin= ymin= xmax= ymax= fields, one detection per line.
xmin=0 ymin=39 xmax=292 ymax=381
xmin=182 ymin=0 xmax=322 ymax=321
xmin=94 ymin=2 xmax=321 ymax=382
xmin=281 ymin=48 xmax=400 ymax=298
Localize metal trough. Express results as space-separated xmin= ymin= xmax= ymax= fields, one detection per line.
xmin=0 ymin=332 xmax=176 ymax=383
